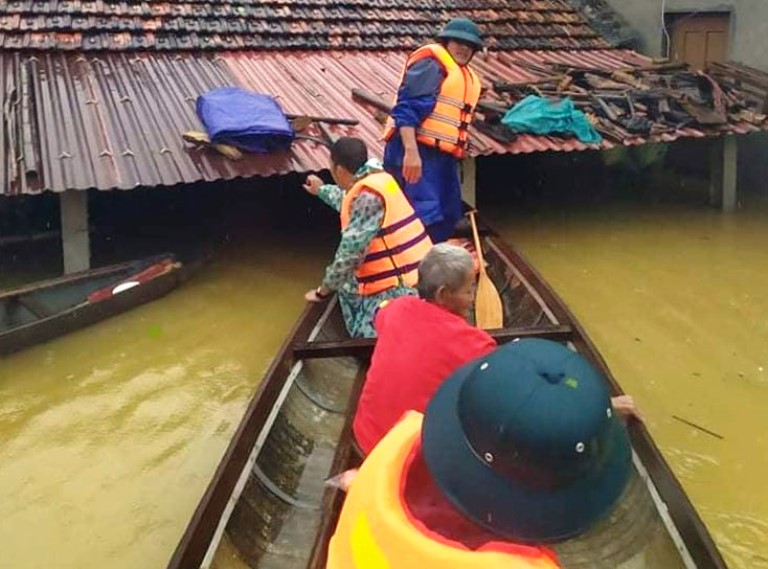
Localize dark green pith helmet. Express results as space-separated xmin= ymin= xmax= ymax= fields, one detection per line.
xmin=437 ymin=18 xmax=484 ymax=49
xmin=422 ymin=339 xmax=632 ymax=542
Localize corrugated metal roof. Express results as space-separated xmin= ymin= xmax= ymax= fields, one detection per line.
xmin=0 ymin=51 xmax=337 ymax=195
xmin=2 ymin=49 xmax=765 ymax=195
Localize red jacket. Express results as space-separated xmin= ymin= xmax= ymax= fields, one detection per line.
xmin=353 ymin=296 xmax=496 ymax=455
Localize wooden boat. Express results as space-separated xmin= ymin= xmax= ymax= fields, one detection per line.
xmin=0 ymin=253 xmax=191 ymax=355
xmin=168 ymin=223 xmax=727 ymax=569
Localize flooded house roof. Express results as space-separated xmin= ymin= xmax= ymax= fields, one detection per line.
xmin=1 ymin=0 xmax=767 ymax=195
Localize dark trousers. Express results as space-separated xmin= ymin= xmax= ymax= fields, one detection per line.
xmin=425 ymin=218 xmax=458 ymax=243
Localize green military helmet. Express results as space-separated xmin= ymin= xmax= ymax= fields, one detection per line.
xmin=437 ymin=18 xmax=484 ymax=49
xmin=421 ymin=338 xmax=632 ymax=542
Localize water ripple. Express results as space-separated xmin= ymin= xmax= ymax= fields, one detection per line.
xmin=708 ymin=511 xmax=768 ymax=568
xmin=662 ymin=447 xmax=720 ymax=482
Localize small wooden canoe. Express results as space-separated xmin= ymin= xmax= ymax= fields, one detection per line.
xmin=168 ymin=224 xmax=727 ymax=569
xmin=0 ymin=254 xmax=190 ymax=355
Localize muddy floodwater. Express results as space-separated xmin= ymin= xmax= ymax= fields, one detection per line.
xmin=1 ymin=186 xmax=766 ymax=568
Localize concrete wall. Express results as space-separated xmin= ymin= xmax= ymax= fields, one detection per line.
xmin=604 ymin=0 xmax=768 ymax=199
xmin=603 ymin=0 xmax=768 ymax=67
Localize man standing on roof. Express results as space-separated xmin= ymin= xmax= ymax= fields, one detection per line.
xmin=303 ymin=137 xmax=433 ymax=338
xmin=383 ymin=18 xmax=483 ymax=243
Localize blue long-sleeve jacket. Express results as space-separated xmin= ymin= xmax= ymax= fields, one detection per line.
xmin=390 ymin=59 xmax=444 ymax=129
xmin=383 ymin=58 xmax=463 ymax=242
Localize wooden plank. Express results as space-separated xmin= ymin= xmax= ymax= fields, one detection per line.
xmin=351 ymin=88 xmax=391 ymax=114
xmin=551 ymin=62 xmax=688 ymax=75
xmin=293 ymin=325 xmax=574 ymax=360
xmin=460 ymin=157 xmax=477 ymax=208
xmin=592 ymin=95 xmax=620 ymax=121
xmin=286 ymin=113 xmax=359 ymax=126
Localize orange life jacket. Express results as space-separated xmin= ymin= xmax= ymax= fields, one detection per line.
xmin=383 ymin=43 xmax=482 ymax=159
xmin=340 ymin=172 xmax=432 ymax=296
xmin=326 ymin=412 xmax=562 ymax=569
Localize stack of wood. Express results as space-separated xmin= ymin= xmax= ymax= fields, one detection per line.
xmin=482 ymin=60 xmax=768 ymax=145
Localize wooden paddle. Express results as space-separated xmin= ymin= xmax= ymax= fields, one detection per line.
xmin=468 ymin=211 xmax=504 ymax=329
xmin=289 ymin=114 xmax=360 ymax=133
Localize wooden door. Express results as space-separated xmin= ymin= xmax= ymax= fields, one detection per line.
xmin=670 ymin=14 xmax=730 ymax=70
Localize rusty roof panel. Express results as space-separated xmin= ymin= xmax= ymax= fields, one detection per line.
xmin=0 ymin=52 xmax=337 ymax=195
xmin=2 ymin=49 xmax=766 ymax=196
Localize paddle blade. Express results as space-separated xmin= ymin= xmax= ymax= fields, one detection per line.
xmin=475 ymin=273 xmax=504 ymax=329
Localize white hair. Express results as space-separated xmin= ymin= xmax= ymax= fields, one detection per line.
xmin=417 ymin=243 xmax=473 ymax=300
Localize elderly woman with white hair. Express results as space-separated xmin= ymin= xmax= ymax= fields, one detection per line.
xmin=350 ymin=243 xmax=643 ymax=457
xmin=352 ymin=243 xmax=497 ymax=455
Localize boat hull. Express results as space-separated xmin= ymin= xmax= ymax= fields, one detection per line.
xmin=168 ymin=224 xmax=726 ymax=569
xmin=0 ymin=255 xmax=186 ymax=355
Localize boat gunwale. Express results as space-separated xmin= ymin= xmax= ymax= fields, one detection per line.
xmin=292 ymin=324 xmax=575 ymax=360
xmin=484 ymin=232 xmax=727 ymax=569
xmin=169 ymin=223 xmax=727 ymax=569
xmin=201 ymin=298 xmax=350 ymax=567
xmin=306 ymin=228 xmax=727 ymax=569
xmin=0 ymin=253 xmax=176 ymax=301
xmin=0 ymin=254 xmax=198 ymax=358
xmin=307 ymin=362 xmax=369 ymax=569
xmin=0 ymin=261 xmax=189 ymax=355
xmin=166 ymin=300 xmax=335 ymax=569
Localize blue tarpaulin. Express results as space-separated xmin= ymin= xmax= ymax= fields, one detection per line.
xmin=196 ymin=87 xmax=295 ymax=153
xmin=501 ymin=95 xmax=603 ymax=144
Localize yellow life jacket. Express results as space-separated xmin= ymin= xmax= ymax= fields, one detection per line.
xmin=383 ymin=43 xmax=482 ymax=159
xmin=340 ymin=172 xmax=432 ymax=296
xmin=327 ymin=412 xmax=562 ymax=569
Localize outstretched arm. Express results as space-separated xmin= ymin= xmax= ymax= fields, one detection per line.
xmin=303 ymin=174 xmax=343 ymax=212
xmin=306 ymin=191 xmax=384 ymax=302
xmin=611 ymin=395 xmax=644 ymax=422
